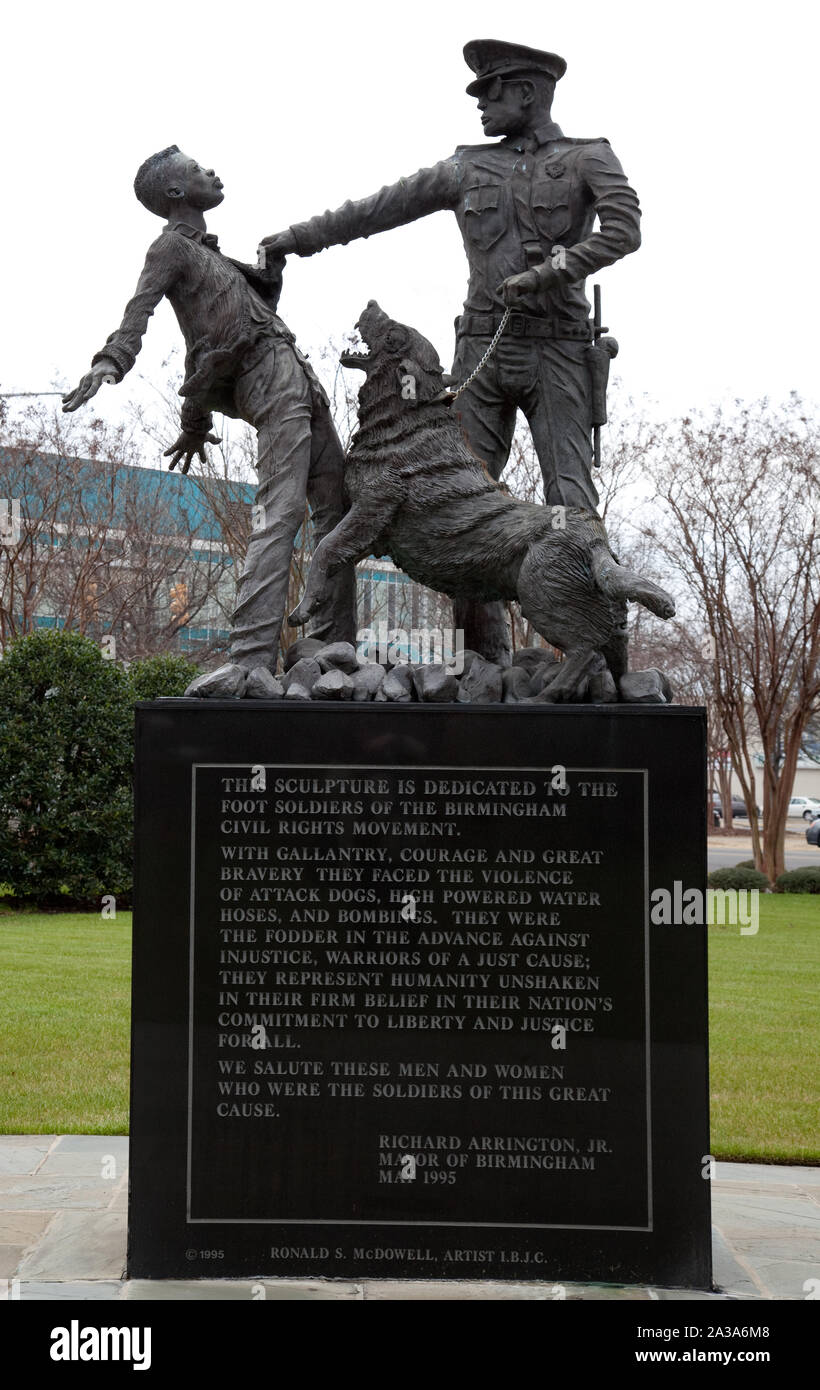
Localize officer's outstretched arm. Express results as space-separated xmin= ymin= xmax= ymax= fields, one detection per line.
xmin=261 ymin=159 xmax=460 ymax=258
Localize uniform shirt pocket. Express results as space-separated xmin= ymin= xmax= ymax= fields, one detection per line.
xmin=463 ymin=183 xmax=506 ymax=249
xmin=531 ymin=178 xmax=572 ymax=242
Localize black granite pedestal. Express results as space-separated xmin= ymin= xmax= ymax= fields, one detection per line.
xmin=128 ymin=701 xmax=711 ymax=1287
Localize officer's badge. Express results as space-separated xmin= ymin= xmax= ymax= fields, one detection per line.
xmin=545 ymin=162 xmax=566 ymax=179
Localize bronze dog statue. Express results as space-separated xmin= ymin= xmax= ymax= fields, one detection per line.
xmin=290 ymin=302 xmax=674 ymax=700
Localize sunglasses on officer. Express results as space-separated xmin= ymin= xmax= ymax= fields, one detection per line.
xmin=483 ymin=77 xmax=505 ymax=102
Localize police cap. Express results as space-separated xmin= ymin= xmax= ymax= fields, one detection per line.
xmin=463 ymin=39 xmax=567 ymax=96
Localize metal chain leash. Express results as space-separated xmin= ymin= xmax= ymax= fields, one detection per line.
xmin=447 ymin=307 xmax=511 ymax=402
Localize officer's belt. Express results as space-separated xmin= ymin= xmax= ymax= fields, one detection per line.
xmin=457 ymin=312 xmax=592 ymax=342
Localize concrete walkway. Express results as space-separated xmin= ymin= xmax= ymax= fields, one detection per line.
xmin=1 ymin=1137 xmax=817 ymax=1300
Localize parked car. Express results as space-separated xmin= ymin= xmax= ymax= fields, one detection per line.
xmin=711 ymin=791 xmax=759 ymax=818
xmin=788 ymin=796 xmax=820 ymax=821
xmin=806 ymin=817 xmax=820 ymax=847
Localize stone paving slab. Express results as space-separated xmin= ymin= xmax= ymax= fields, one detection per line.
xmin=361 ymin=1279 xmax=562 ymax=1301
xmin=731 ymin=1234 xmax=820 ymax=1261
xmin=6 ymin=1280 xmax=125 ymax=1301
xmin=734 ymin=1260 xmax=818 ymax=1301
xmin=715 ymin=1161 xmax=820 ymax=1189
xmin=712 ymin=1192 xmax=820 ymax=1235
xmin=0 ymin=1136 xmax=58 ymax=1148
xmin=108 ymin=1180 xmax=128 ymax=1212
xmin=49 ymin=1136 xmax=129 ymax=1155
xmin=360 ymin=1279 xmax=655 ymax=1300
xmin=37 ymin=1152 xmax=125 ymax=1179
xmin=17 ymin=1210 xmax=126 ymax=1281
xmin=123 ymin=1279 xmax=362 ymax=1301
xmin=0 ymin=1211 xmax=54 ymax=1245
xmin=0 ymin=1142 xmax=56 ymax=1176
xmin=0 ymin=1175 xmax=118 ymax=1211
xmin=654 ymin=1288 xmax=732 ymax=1300
xmin=0 ymin=1246 xmax=28 ymax=1278
xmin=711 ymin=1227 xmax=766 ymax=1300
xmin=715 ymin=1179 xmax=820 ymax=1200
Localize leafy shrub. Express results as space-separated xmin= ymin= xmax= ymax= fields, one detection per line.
xmin=0 ymin=631 xmax=199 ymax=905
xmin=775 ymin=868 xmax=820 ymax=894
xmin=735 ymin=859 xmax=758 ymax=870
xmin=708 ymin=866 xmax=769 ymax=891
xmin=127 ymin=654 xmax=196 ymax=701
xmin=0 ymin=630 xmax=132 ymax=903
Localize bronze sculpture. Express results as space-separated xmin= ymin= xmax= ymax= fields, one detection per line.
xmin=261 ymin=39 xmax=641 ymax=661
xmin=63 ymin=146 xmax=355 ymax=692
xmin=290 ymin=302 xmax=674 ymax=701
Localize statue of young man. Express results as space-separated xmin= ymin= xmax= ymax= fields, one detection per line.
xmin=63 ymin=147 xmax=355 ymax=689
xmin=261 ymin=39 xmax=641 ymax=662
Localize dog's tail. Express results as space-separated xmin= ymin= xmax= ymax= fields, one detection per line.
xmin=591 ymin=548 xmax=675 ymax=620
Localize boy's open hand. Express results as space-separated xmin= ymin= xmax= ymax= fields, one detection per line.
xmin=62 ymin=359 xmax=118 ymax=412
xmin=164 ymin=430 xmax=221 ymax=474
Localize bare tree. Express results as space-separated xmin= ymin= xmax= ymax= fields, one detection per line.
xmin=640 ymin=396 xmax=820 ymax=881
xmin=504 ymin=390 xmax=820 ymax=869
xmin=0 ymin=400 xmax=239 ymax=663
xmin=317 ymin=336 xmax=362 ymax=451
xmin=801 ymin=709 xmax=820 ymax=763
xmin=622 ymin=612 xmax=738 ymax=831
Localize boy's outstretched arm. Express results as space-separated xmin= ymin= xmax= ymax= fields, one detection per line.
xmin=62 ymin=235 xmax=181 ymax=414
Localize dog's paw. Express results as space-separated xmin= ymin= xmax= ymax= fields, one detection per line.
xmin=634 ymin=582 xmax=675 ymax=621
xmin=647 ymin=591 xmax=676 ymax=620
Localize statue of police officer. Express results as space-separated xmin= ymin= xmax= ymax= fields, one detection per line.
xmin=262 ymin=39 xmax=641 ymax=661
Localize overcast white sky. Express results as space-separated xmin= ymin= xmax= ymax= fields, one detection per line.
xmin=2 ymin=0 xmax=818 ymax=441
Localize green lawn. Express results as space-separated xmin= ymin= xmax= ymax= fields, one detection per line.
xmin=708 ymin=895 xmax=819 ymax=1162
xmin=1 ymin=901 xmax=818 ymax=1159
xmin=0 ymin=911 xmax=131 ymax=1134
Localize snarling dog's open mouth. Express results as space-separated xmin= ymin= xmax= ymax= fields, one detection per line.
xmin=339 ymin=327 xmax=369 ymax=370
xmin=339 ymin=300 xmax=404 ymax=372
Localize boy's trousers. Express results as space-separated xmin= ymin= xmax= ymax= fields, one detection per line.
xmin=229 ymin=340 xmax=356 ymax=671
